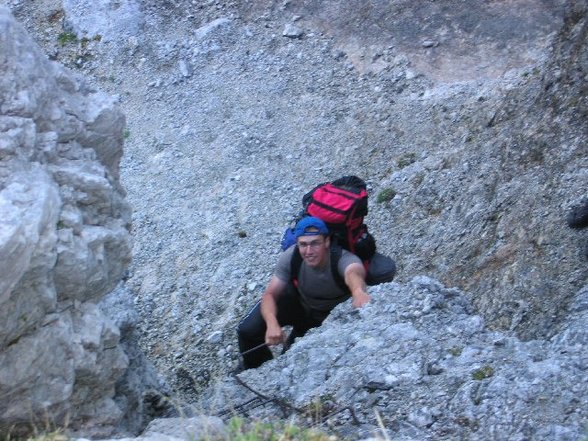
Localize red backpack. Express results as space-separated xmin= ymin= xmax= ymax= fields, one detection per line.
xmin=281 ymin=176 xmax=376 ymax=261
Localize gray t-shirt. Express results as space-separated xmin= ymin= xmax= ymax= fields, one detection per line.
xmin=274 ymin=245 xmax=362 ymax=313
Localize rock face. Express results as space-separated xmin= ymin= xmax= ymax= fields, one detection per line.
xmin=0 ymin=7 xmax=133 ymax=437
xmin=204 ymin=278 xmax=588 ymax=440
xmin=3 ymin=0 xmax=586 ymax=438
xmin=368 ymin=0 xmax=588 ymax=340
xmin=243 ymin=0 xmax=568 ymax=82
xmin=8 ymin=0 xmax=578 ymax=401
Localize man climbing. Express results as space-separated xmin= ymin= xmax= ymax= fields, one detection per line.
xmin=237 ymin=216 xmax=371 ymax=369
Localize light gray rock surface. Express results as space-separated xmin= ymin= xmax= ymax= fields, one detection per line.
xmin=0 ymin=6 xmax=136 ymax=437
xmin=202 ymin=277 xmax=588 ymax=440
xmin=62 ymin=0 xmax=143 ymax=43
xmin=99 ymin=284 xmax=174 ymax=437
xmin=4 ymin=0 xmax=587 ymax=439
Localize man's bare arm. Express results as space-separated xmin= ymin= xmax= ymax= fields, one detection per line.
xmin=260 ymin=275 xmax=288 ymax=345
xmin=344 ymin=262 xmax=371 ymax=308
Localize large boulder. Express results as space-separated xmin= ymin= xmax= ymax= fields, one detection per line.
xmin=0 ymin=7 xmax=133 ymax=437
xmin=204 ymin=278 xmax=588 ymax=440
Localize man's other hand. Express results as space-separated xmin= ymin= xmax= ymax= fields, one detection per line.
xmin=352 ymin=291 xmax=371 ymax=308
xmin=265 ymin=323 xmax=285 ymax=346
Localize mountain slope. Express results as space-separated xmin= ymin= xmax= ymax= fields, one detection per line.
xmin=5 ymin=0 xmax=587 ymax=437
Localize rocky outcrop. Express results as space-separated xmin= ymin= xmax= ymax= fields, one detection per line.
xmin=99 ymin=284 xmax=174 ymax=436
xmin=365 ymin=0 xmax=588 ymax=340
xmin=204 ymin=278 xmax=588 ymax=440
xmin=19 ymin=0 xmax=579 ymax=398
xmin=0 ymin=7 xmax=133 ymax=437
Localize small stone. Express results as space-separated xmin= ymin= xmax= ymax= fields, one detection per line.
xmin=179 ymin=59 xmax=192 ymax=78
xmin=283 ymin=23 xmax=303 ymax=38
xmin=408 ymin=407 xmax=435 ymax=428
xmin=405 ymin=69 xmax=418 ymax=80
xmin=207 ymin=331 xmax=223 ymax=344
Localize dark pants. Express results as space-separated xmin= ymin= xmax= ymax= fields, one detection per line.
xmin=237 ymin=284 xmax=328 ymax=369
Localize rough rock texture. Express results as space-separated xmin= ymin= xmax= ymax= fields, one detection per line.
xmin=4 ymin=0 xmax=588 ymax=438
xmin=370 ymin=0 xmax=588 ymax=340
xmin=202 ymin=277 xmax=588 ymax=440
xmin=242 ymin=0 xmax=568 ymax=82
xmin=99 ymin=284 xmax=175 ymax=437
xmin=0 ymin=7 xmax=137 ymax=437
xmin=61 ymin=0 xmax=143 ymax=43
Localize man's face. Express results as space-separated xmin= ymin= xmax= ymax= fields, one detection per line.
xmin=297 ymin=234 xmax=330 ymax=268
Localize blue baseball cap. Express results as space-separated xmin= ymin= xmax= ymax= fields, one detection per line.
xmin=294 ymin=216 xmax=329 ymax=238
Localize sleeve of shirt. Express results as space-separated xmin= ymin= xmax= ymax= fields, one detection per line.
xmin=337 ymin=249 xmax=363 ymax=277
xmin=274 ymin=245 xmax=295 ymax=282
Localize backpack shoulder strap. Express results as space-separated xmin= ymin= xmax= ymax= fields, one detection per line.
xmin=329 ymin=245 xmax=349 ymax=294
xmin=290 ymin=246 xmax=303 ymax=288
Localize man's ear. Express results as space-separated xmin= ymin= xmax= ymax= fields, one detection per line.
xmin=325 ymin=235 xmax=331 ymax=247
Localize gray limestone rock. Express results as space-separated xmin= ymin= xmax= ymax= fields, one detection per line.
xmin=203 ymin=278 xmax=588 ymax=440
xmin=62 ymin=0 xmax=144 ymax=43
xmin=283 ymin=23 xmax=304 ymax=39
xmin=0 ymin=7 xmax=133 ymax=437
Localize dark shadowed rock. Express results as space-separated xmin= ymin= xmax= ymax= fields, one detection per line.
xmin=567 ymin=199 xmax=588 ymax=229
